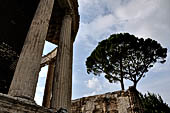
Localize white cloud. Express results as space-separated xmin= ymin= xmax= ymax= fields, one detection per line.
xmin=79 ymin=14 xmax=116 ymax=38
xmin=83 ymin=77 xmax=121 ymax=97
xmin=78 ymin=0 xmax=170 ymax=49
xmin=115 ymin=0 xmax=158 ymax=20
xmin=76 ymin=14 xmax=124 ymax=51
xmin=86 ymin=77 xmax=102 ymax=91
xmin=117 ymin=0 xmax=170 ymax=47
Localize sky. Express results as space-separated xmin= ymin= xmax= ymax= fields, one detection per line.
xmin=35 ymin=0 xmax=170 ymax=106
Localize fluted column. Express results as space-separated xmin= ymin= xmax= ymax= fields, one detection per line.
xmin=51 ymin=12 xmax=73 ymax=112
xmin=8 ymin=0 xmax=54 ymax=100
xmin=68 ymin=39 xmax=73 ymax=111
xmin=42 ymin=61 xmax=55 ymax=108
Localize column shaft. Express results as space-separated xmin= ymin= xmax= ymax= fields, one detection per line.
xmin=68 ymin=39 xmax=73 ymax=111
xmin=8 ymin=0 xmax=54 ymax=100
xmin=42 ymin=62 xmax=55 ymax=108
xmin=51 ymin=14 xmax=72 ymax=112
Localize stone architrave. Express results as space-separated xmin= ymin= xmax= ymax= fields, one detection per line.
xmin=42 ymin=61 xmax=55 ymax=108
xmin=51 ymin=12 xmax=73 ymax=112
xmin=8 ymin=0 xmax=54 ymax=100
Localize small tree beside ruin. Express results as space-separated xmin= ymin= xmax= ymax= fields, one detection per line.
xmin=86 ymin=33 xmax=167 ymax=90
xmin=139 ymin=92 xmax=170 ymax=113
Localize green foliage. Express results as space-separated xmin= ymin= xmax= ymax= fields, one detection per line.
xmin=139 ymin=92 xmax=170 ymax=113
xmin=86 ymin=33 xmax=167 ymax=90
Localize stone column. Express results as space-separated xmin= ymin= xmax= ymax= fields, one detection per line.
xmin=68 ymin=39 xmax=73 ymax=110
xmin=51 ymin=11 xmax=73 ymax=112
xmin=42 ymin=61 xmax=55 ymax=108
xmin=8 ymin=0 xmax=54 ymax=100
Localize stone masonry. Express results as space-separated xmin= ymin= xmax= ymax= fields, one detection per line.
xmin=0 ymin=93 xmax=54 ymax=113
xmin=71 ymin=88 xmax=143 ymax=113
xmin=0 ymin=88 xmax=142 ymax=113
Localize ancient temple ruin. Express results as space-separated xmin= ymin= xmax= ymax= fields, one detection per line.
xmin=0 ymin=0 xmax=79 ymax=112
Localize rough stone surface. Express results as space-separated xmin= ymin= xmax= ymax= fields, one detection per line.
xmin=51 ymin=14 xmax=73 ymax=112
xmin=0 ymin=89 xmax=142 ymax=113
xmin=8 ymin=0 xmax=55 ymax=100
xmin=71 ymin=89 xmax=143 ymax=113
xmin=0 ymin=93 xmax=54 ymax=113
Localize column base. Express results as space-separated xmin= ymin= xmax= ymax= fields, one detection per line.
xmin=14 ymin=96 xmax=37 ymax=105
xmin=0 ymin=93 xmax=54 ymax=113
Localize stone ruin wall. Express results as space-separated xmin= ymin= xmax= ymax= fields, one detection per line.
xmin=71 ymin=89 xmax=142 ymax=113
xmin=0 ymin=88 xmax=142 ymax=113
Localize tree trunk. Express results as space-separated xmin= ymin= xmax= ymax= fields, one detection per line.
xmin=120 ymin=57 xmax=124 ymax=90
xmin=133 ymin=81 xmax=137 ymax=89
xmin=120 ymin=78 xmax=125 ymax=90
xmin=133 ymin=76 xmax=137 ymax=89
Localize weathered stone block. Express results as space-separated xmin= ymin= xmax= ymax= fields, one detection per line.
xmin=0 ymin=93 xmax=54 ymax=113
xmin=71 ymin=90 xmax=143 ymax=113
